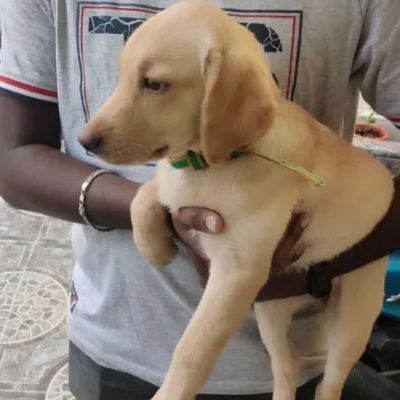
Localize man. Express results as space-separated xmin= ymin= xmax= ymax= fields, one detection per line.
xmin=0 ymin=1 xmax=399 ymax=399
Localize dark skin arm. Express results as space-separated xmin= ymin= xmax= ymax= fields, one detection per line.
xmin=0 ymin=91 xmax=139 ymax=229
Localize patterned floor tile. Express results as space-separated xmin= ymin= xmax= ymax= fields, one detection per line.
xmin=0 ymin=198 xmax=74 ymax=398
xmin=0 ymin=242 xmax=33 ymax=272
xmin=45 ymin=365 xmax=75 ymax=400
xmin=38 ymin=220 xmax=72 ymax=247
xmin=25 ymin=245 xmax=75 ymax=286
xmin=0 ymin=391 xmax=46 ymax=400
xmin=0 ymin=199 xmax=45 ymax=242
xmin=0 ymin=271 xmax=68 ymax=346
xmin=0 ymin=326 xmax=69 ymax=391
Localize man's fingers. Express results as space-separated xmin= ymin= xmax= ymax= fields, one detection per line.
xmin=271 ymin=212 xmax=310 ymax=271
xmin=176 ymin=207 xmax=224 ymax=234
xmin=283 ymin=213 xmax=310 ymax=253
xmin=290 ymin=213 xmax=310 ymax=238
xmin=274 ymin=213 xmax=307 ymax=254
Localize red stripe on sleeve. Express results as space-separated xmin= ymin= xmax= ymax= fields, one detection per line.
xmin=0 ymin=76 xmax=57 ymax=99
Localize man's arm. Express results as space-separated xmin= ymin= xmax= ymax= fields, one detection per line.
xmin=0 ymin=1 xmax=140 ymax=229
xmin=0 ymin=91 xmax=139 ymax=229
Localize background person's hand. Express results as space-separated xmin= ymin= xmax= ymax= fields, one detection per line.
xmin=172 ymin=208 xmax=310 ymax=298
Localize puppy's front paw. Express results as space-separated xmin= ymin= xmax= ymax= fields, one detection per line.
xmin=131 ymin=184 xmax=178 ymax=267
xmin=134 ymin=227 xmax=178 ymax=267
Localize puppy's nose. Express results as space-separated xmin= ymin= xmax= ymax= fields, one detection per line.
xmin=78 ymin=135 xmax=103 ymax=152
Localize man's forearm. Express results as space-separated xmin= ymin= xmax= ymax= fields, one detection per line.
xmin=330 ymin=174 xmax=400 ymax=275
xmin=0 ymin=144 xmax=139 ymax=229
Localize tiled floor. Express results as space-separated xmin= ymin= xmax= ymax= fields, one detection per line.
xmin=0 ymin=197 xmax=75 ymax=400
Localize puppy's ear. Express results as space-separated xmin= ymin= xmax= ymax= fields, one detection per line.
xmin=200 ymin=48 xmax=278 ymax=166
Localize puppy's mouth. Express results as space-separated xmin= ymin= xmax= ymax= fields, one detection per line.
xmin=152 ymin=146 xmax=169 ymax=159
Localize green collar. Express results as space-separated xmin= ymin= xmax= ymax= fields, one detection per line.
xmin=168 ymin=150 xmax=325 ymax=187
xmin=168 ymin=150 xmax=246 ymax=170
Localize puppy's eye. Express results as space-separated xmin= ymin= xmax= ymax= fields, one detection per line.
xmin=142 ymin=77 xmax=169 ymax=93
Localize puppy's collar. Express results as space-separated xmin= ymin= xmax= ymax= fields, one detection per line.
xmin=168 ymin=150 xmax=325 ymax=187
xmin=168 ymin=150 xmax=246 ymax=170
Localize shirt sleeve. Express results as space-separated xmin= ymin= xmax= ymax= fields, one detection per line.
xmin=351 ymin=0 xmax=400 ymax=129
xmin=0 ymin=0 xmax=57 ymax=103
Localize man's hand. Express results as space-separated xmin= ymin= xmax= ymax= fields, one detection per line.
xmin=172 ymin=208 xmax=310 ymax=299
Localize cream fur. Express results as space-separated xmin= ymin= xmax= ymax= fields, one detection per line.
xmin=79 ymin=2 xmax=394 ymax=399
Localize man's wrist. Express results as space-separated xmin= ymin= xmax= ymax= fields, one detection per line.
xmin=85 ymin=172 xmax=140 ymax=230
xmin=79 ymin=169 xmax=117 ymax=232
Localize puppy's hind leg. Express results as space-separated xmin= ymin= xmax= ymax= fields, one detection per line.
xmin=315 ymin=258 xmax=387 ymax=400
xmin=254 ymin=297 xmax=306 ymax=400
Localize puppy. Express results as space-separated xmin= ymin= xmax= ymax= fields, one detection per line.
xmin=79 ymin=1 xmax=394 ymax=399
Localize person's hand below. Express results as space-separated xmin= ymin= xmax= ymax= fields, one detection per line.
xmin=172 ymin=208 xmax=310 ymax=300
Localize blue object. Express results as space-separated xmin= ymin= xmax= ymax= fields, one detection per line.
xmin=382 ymin=251 xmax=400 ymax=321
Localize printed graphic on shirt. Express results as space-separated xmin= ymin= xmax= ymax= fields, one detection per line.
xmin=77 ymin=2 xmax=303 ymax=121
xmin=70 ymin=280 xmax=78 ymax=313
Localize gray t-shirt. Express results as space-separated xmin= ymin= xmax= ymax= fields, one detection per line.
xmin=1 ymin=0 xmax=399 ymax=395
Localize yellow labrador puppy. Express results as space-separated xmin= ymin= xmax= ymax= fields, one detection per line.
xmin=79 ymin=1 xmax=394 ymax=399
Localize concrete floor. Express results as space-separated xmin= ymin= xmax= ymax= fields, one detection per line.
xmin=0 ymin=197 xmax=75 ymax=400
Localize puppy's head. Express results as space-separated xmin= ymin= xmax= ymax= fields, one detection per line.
xmin=79 ymin=0 xmax=279 ymax=166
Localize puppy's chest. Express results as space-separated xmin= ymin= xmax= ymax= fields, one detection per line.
xmin=156 ymin=161 xmax=297 ymax=214
xmin=156 ymin=162 xmax=268 ymax=213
